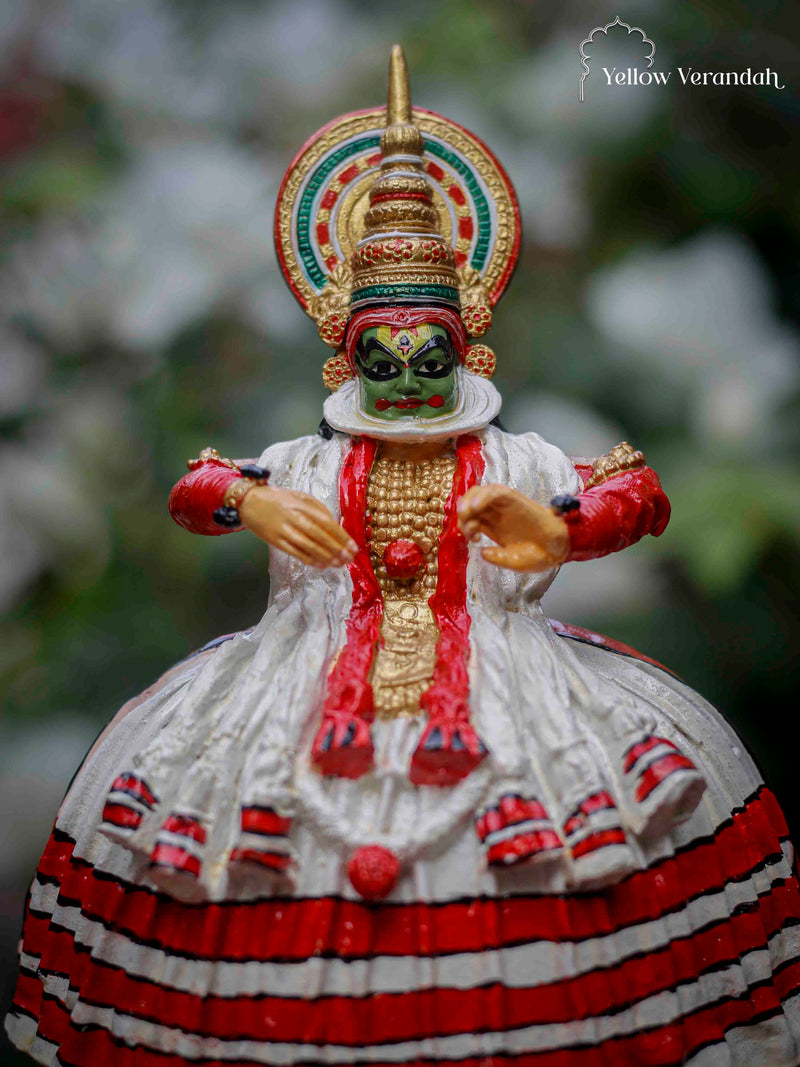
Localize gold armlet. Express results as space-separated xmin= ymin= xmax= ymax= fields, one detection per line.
xmin=187 ymin=447 xmax=238 ymax=471
xmin=583 ymin=442 xmax=645 ymax=490
xmin=223 ymin=478 xmax=268 ymax=509
xmin=211 ymin=463 xmax=270 ymax=529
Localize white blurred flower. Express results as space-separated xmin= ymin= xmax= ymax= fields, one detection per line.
xmin=0 ymin=440 xmax=110 ymax=598
xmin=53 ymin=387 xmax=146 ymax=492
xmin=34 ymin=0 xmax=371 ymax=128
xmin=268 ymin=388 xmax=325 ymax=442
xmin=1 ymin=221 xmax=111 ymax=350
xmin=503 ymin=389 xmax=662 ymax=621
xmin=1 ymin=139 xmax=277 ymax=352
xmin=208 ymin=0 xmax=373 ymax=110
xmin=503 ymin=389 xmax=626 ymax=458
xmin=0 ymin=388 xmax=139 ymax=608
xmin=0 ymin=506 xmax=44 ymax=611
xmin=35 ymin=0 xmax=226 ymax=124
xmin=239 ymin=271 xmax=313 ymax=344
xmin=0 ymin=718 xmax=99 ymax=881
xmin=0 ymin=0 xmax=31 ymax=66
xmin=504 ymin=30 xmax=663 ymax=143
xmin=101 ymin=139 xmax=275 ymax=348
xmin=543 ymin=550 xmax=663 ymax=622
xmin=506 ymin=145 xmax=590 ymax=250
xmin=584 ymin=232 xmax=800 ymax=449
xmin=0 ymin=327 xmax=48 ymax=418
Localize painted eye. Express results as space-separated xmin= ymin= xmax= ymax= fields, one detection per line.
xmin=357 ymin=356 xmax=402 ymax=381
xmin=420 ymin=359 xmax=444 ymax=373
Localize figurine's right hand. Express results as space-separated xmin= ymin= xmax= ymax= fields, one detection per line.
xmin=238 ymin=487 xmax=358 ymax=568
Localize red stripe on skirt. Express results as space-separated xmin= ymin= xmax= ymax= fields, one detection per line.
xmin=579 ymin=790 xmax=616 ymax=815
xmin=477 ymin=796 xmax=551 ymax=839
xmin=229 ymin=848 xmax=290 ymax=871
xmin=623 ymin=735 xmax=678 ymax=773
xmin=161 ymin=814 xmax=206 ymax=843
xmin=570 ymin=828 xmax=627 ymax=859
xmin=486 ymin=832 xmax=562 ymax=865
xmin=101 ymin=803 xmax=141 ymax=830
xmin=16 ymin=956 xmax=800 ymax=1067
xmin=637 ymin=753 xmax=699 ymax=802
xmin=497 ymin=794 xmax=550 ymax=824
xmin=26 ymin=791 xmax=794 ymax=963
xmin=110 ymin=774 xmax=157 ymax=807
xmin=149 ymin=844 xmax=200 ymax=877
xmin=15 ymin=883 xmax=800 ymax=1046
xmin=240 ymin=808 xmax=292 ymax=837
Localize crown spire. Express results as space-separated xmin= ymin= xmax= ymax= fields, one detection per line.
xmin=380 ymin=45 xmax=423 ymax=158
xmin=349 ymin=45 xmax=459 ymax=310
xmin=387 ymin=44 xmax=411 ymax=125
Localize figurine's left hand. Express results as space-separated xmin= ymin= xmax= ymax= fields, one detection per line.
xmin=457 ymin=484 xmax=569 ymax=572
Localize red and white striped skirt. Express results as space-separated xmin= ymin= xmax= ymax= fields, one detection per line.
xmin=6 ymin=631 xmax=800 ymax=1066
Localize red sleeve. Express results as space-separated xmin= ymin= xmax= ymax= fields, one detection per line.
xmin=168 ymin=460 xmax=245 ymax=536
xmin=563 ymin=465 xmax=671 ymax=562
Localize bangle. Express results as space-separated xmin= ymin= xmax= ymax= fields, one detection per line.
xmin=238 ymin=463 xmax=270 ymax=480
xmin=551 ymin=494 xmax=580 ymax=516
xmin=213 ymin=505 xmax=243 ymax=528
xmin=213 ymin=464 xmax=271 ymax=527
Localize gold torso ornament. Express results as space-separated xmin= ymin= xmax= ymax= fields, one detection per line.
xmin=366 ymin=450 xmax=456 ymax=719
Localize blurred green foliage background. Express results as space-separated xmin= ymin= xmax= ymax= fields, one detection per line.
xmin=2 ymin=0 xmax=799 ymax=1059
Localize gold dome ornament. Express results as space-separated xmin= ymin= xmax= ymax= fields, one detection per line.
xmin=464 ymin=343 xmax=497 ymax=379
xmin=458 ymin=265 xmax=493 ymax=338
xmin=321 ymin=348 xmax=354 ymax=391
xmin=272 ymin=44 xmax=521 ymax=383
xmin=308 ymin=263 xmax=353 ymax=348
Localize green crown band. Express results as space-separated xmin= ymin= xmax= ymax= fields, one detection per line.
xmin=350 ymin=283 xmax=461 ymax=307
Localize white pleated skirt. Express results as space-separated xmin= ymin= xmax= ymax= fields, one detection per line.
xmin=7 ymin=629 xmax=800 ymax=1067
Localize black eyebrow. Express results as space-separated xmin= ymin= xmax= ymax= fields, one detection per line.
xmin=408 ymin=336 xmax=453 ymax=365
xmin=355 ymin=334 xmax=453 ymax=368
xmin=355 ymin=337 xmax=403 ymax=363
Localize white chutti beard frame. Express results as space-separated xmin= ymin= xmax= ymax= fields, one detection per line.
xmin=323 ymin=368 xmax=502 ymax=442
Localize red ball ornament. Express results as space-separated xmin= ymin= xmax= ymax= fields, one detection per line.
xmin=383 ymin=539 xmax=424 ymax=579
xmin=347 ymin=845 xmax=400 ymax=900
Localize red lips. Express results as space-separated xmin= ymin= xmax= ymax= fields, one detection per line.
xmin=374 ymin=395 xmax=444 ymax=412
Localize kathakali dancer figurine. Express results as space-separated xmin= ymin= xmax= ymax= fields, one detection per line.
xmin=8 ymin=45 xmax=800 ymax=1067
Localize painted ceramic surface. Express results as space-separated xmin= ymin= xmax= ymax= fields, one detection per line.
xmin=7 ymin=45 xmax=800 ymax=1067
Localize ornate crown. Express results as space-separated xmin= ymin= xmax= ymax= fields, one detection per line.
xmin=274 ymin=46 xmax=521 ymax=385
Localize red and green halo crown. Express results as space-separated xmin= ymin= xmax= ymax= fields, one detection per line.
xmin=274 ymin=45 xmax=521 ymax=356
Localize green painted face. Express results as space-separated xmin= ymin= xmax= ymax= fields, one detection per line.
xmin=354 ymin=323 xmax=458 ymax=421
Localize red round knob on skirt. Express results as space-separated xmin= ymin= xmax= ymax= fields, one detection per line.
xmin=347 ymin=845 xmax=400 ymax=900
xmin=383 ymin=539 xmax=424 ymax=579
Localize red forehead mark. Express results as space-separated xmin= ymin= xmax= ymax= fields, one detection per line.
xmin=389 ymin=325 xmax=418 ymax=341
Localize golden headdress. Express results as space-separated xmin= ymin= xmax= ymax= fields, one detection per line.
xmin=274 ymin=45 xmax=520 ymax=386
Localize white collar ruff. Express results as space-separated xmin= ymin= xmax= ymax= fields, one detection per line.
xmin=322 ymin=368 xmax=502 ymax=442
